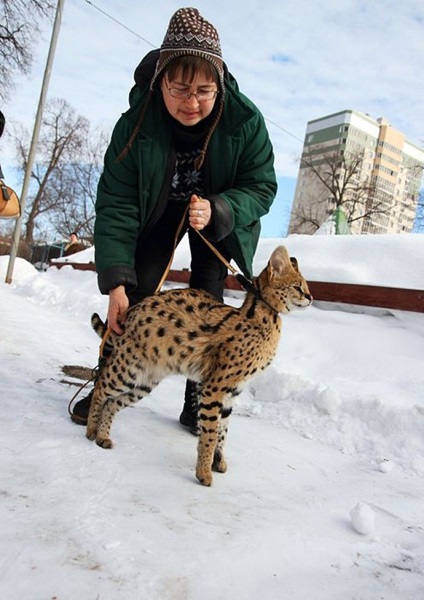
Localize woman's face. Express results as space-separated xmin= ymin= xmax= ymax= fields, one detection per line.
xmin=161 ymin=69 xmax=218 ymax=126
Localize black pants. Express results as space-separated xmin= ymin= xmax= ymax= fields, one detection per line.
xmin=128 ymin=202 xmax=231 ymax=305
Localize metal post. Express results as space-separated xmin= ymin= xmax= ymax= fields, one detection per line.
xmin=5 ymin=0 xmax=65 ymax=284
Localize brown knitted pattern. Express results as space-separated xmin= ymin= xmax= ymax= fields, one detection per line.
xmin=161 ymin=8 xmax=222 ymax=57
xmin=151 ymin=8 xmax=225 ymax=92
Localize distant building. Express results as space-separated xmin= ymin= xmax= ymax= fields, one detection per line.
xmin=289 ymin=110 xmax=424 ymax=234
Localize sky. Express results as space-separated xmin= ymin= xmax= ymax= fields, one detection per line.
xmin=1 ymin=233 xmax=424 ymax=598
xmin=1 ymin=0 xmax=424 ymax=236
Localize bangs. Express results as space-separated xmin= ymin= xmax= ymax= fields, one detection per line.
xmin=165 ymin=56 xmax=219 ymax=84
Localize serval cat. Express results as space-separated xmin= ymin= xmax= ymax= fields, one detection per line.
xmin=86 ymin=246 xmax=312 ymax=486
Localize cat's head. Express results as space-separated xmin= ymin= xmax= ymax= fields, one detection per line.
xmin=263 ymin=246 xmax=312 ymax=314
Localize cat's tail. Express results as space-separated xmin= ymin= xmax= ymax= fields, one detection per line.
xmin=91 ymin=313 xmax=107 ymax=339
xmin=91 ymin=313 xmax=114 ymax=357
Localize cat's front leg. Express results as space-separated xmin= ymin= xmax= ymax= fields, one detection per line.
xmin=196 ymin=426 xmax=219 ymax=486
xmin=212 ymin=405 xmax=233 ymax=473
xmin=195 ymin=393 xmax=224 ymax=485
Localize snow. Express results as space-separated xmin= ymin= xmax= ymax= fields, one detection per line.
xmin=1 ymin=234 xmax=424 ymax=599
xmin=350 ymin=503 xmax=376 ymax=535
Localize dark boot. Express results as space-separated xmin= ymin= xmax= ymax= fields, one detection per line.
xmin=70 ymin=388 xmax=93 ymax=425
xmin=70 ymin=355 xmax=109 ymax=426
xmin=179 ymin=380 xmax=201 ymax=436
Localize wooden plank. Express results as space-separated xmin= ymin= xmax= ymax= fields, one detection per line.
xmin=167 ymin=270 xmax=424 ymax=312
xmin=49 ymin=262 xmax=424 ymax=313
xmin=306 ymin=281 xmax=424 ymax=313
xmin=51 ymin=261 xmax=95 ymax=271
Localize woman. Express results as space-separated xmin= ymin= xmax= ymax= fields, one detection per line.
xmin=71 ymin=7 xmax=277 ymax=432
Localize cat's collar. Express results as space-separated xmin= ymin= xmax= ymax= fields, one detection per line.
xmin=236 ymin=274 xmax=280 ymax=316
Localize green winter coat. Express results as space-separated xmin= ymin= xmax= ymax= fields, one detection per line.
xmin=94 ymin=55 xmax=277 ymax=294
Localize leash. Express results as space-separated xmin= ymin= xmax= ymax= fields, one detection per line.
xmin=191 ymin=200 xmax=260 ymax=292
xmin=67 ymin=376 xmax=96 ymax=417
xmin=194 ymin=227 xmax=257 ymax=292
xmin=194 ymin=212 xmax=278 ymax=314
xmin=67 ymin=366 xmax=100 ymax=417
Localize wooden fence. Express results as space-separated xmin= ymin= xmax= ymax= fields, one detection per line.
xmin=50 ymin=261 xmax=424 ymax=313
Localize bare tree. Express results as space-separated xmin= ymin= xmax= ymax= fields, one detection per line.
xmin=290 ymin=148 xmax=394 ymax=234
xmin=291 ymin=187 xmax=328 ymax=234
xmin=408 ymin=161 xmax=424 ymax=233
xmin=12 ymin=98 xmax=106 ymax=243
xmin=413 ymin=189 xmax=424 ymax=232
xmin=49 ymin=129 xmax=108 ymax=240
xmin=0 ymin=0 xmax=54 ymax=100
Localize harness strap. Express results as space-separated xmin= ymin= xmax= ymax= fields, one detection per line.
xmin=239 ymin=273 xmax=279 ymax=315
xmin=194 ymin=228 xmax=238 ymax=276
xmin=196 ymin=230 xmax=278 ymax=314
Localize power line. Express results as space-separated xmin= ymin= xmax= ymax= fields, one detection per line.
xmin=265 ymin=117 xmax=304 ymax=144
xmin=84 ymin=0 xmax=156 ymax=48
xmin=84 ymin=0 xmax=303 ymax=145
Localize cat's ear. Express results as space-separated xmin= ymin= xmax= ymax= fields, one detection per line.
xmin=268 ymin=246 xmax=291 ymax=277
xmin=290 ymin=257 xmax=299 ymax=272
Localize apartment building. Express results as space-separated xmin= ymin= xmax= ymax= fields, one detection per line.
xmin=289 ymin=110 xmax=424 ymax=234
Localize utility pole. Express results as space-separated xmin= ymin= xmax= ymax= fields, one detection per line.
xmin=5 ymin=0 xmax=65 ymax=284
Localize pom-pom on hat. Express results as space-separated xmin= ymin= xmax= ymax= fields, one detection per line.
xmin=150 ymin=7 xmax=225 ymax=94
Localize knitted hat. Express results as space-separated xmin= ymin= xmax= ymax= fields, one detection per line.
xmin=150 ymin=7 xmax=225 ymax=94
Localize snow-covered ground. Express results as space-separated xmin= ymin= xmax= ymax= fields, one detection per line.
xmin=1 ymin=234 xmax=424 ymax=599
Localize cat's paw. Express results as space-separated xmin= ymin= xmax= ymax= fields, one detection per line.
xmin=86 ymin=426 xmax=97 ymax=441
xmin=96 ymin=436 xmax=113 ymax=449
xmin=212 ymin=450 xmax=227 ymax=473
xmin=196 ymin=466 xmax=213 ymax=486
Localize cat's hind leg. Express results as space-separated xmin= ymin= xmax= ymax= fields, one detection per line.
xmin=87 ymin=381 xmax=156 ymax=449
xmin=85 ymin=384 xmax=105 ymax=441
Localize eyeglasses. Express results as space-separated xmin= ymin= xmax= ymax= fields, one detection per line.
xmin=166 ymin=86 xmax=218 ymax=102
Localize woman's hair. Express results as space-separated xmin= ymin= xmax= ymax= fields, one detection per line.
xmin=164 ymin=56 xmax=219 ymax=85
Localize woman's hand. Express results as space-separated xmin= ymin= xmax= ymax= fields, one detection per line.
xmin=189 ymin=194 xmax=211 ymax=231
xmin=108 ymin=285 xmax=129 ymax=335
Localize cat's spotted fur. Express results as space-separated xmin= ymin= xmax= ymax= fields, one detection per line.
xmin=86 ymin=246 xmax=312 ymax=486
